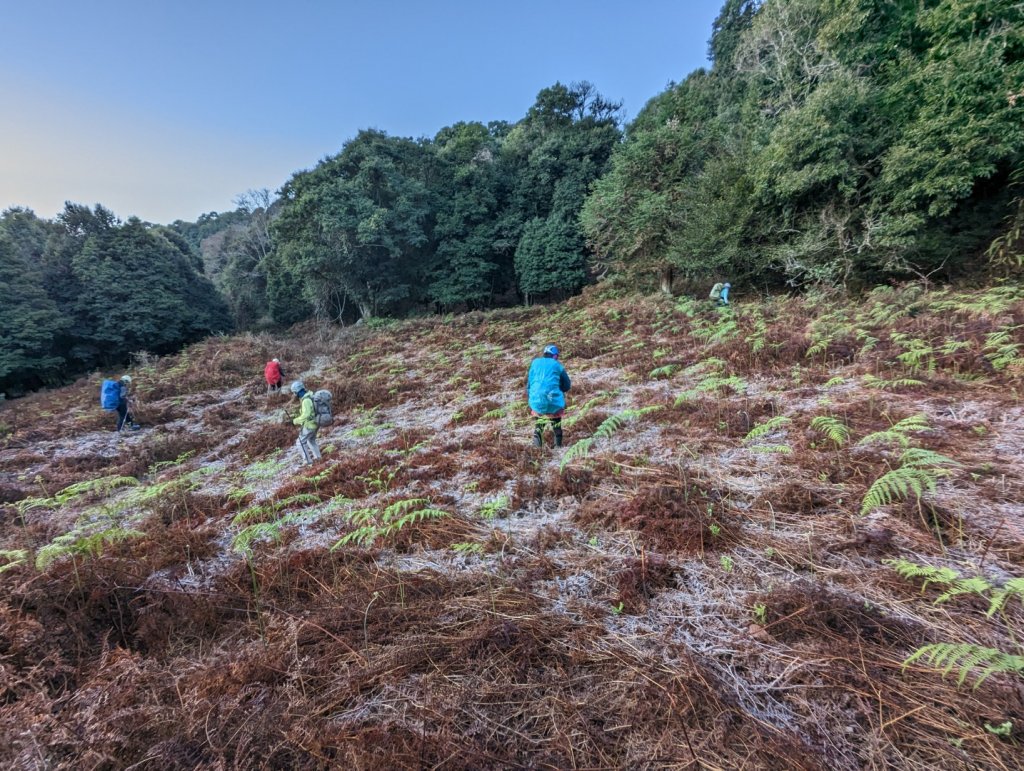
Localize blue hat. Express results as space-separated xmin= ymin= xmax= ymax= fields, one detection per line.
xmin=543 ymin=344 xmax=560 ymax=357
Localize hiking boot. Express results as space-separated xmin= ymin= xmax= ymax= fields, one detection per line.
xmin=533 ymin=429 xmax=543 ymax=448
xmin=129 ymin=423 xmax=141 ymax=431
xmin=553 ymin=428 xmax=563 ymax=448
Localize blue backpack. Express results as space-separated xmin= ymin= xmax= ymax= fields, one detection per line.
xmin=100 ymin=380 xmax=121 ymax=410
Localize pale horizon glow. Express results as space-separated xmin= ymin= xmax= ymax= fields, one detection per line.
xmin=0 ymin=1 xmax=722 ymax=224
xmin=1 ymin=77 xmax=315 ymax=223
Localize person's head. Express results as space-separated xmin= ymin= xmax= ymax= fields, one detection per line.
xmin=543 ymin=344 xmax=560 ymax=360
xmin=290 ymin=380 xmax=305 ymax=396
xmin=120 ymin=375 xmax=132 ymax=385
xmin=724 ymin=282 xmax=731 ymax=288
xmin=272 ymin=358 xmax=279 ymax=363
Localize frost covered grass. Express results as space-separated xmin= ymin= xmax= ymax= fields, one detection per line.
xmin=2 ymin=283 xmax=1024 ymax=768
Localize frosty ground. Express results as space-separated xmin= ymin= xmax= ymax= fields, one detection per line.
xmin=2 ymin=283 xmax=1023 ymax=769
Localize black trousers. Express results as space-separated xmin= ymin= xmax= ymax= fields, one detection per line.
xmin=116 ymin=400 xmax=134 ymax=431
xmin=534 ymin=417 xmax=563 ymax=447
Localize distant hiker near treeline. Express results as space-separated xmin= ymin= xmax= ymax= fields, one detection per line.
xmin=290 ymin=380 xmax=333 ymax=466
xmin=264 ymin=358 xmax=284 ymax=393
xmin=527 ymin=344 xmax=571 ymax=448
xmin=709 ymin=281 xmax=731 ymax=306
xmin=100 ymin=375 xmax=140 ymax=432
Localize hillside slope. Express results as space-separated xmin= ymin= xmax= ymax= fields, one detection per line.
xmin=2 ymin=284 xmax=1024 ymax=769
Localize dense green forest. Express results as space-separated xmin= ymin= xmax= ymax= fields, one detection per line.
xmin=0 ymin=205 xmax=231 ymax=394
xmin=583 ymin=0 xmax=1024 ymax=288
xmin=3 ymin=0 xmax=1021 ymax=395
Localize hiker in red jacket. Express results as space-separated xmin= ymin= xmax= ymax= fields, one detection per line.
xmin=264 ymin=358 xmax=284 ymax=393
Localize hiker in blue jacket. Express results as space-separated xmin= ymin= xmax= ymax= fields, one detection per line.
xmin=116 ymin=375 xmax=140 ymax=432
xmin=526 ymin=344 xmax=571 ymax=448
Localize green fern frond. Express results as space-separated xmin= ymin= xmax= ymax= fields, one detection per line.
xmin=389 ymin=508 xmax=448 ymax=532
xmin=331 ymin=501 xmax=448 ymax=549
xmin=19 ymin=475 xmax=140 ymax=514
xmin=243 ymin=454 xmax=288 ymax=482
xmin=858 ymin=414 xmax=929 ymax=447
xmin=744 ymin=416 xmax=791 ymax=442
xmin=593 ymin=413 xmax=631 ymax=441
xmin=129 ymin=477 xmax=196 ymax=505
xmin=719 ymin=376 xmax=748 ymax=395
xmin=15 ymin=496 xmax=50 ymax=515
xmin=477 ymin=496 xmax=510 ymax=520
xmin=810 ymin=416 xmax=850 ymax=446
xmin=675 ymin=374 xmax=747 ymax=405
xmin=593 ymin=407 xmax=662 ymax=440
xmin=823 ymin=376 xmax=847 ymax=388
xmin=935 ymin=576 xmax=995 ymax=605
xmin=892 ymin=414 xmax=931 ymax=433
xmin=482 ymin=399 xmax=526 ymax=420
xmin=649 ymin=364 xmax=681 ymax=379
xmin=560 ymin=406 xmax=662 ymax=471
xmin=860 ymin=449 xmax=955 ymax=515
xmin=332 ymin=507 xmax=382 ymax=549
xmin=863 ymin=374 xmax=926 ymax=390
xmin=57 ymin=475 xmax=140 ymax=501
xmin=560 ymin=437 xmax=596 ymax=471
xmin=232 ymin=522 xmax=280 ymax=555
xmin=884 ymin=558 xmax=960 ymax=591
xmin=693 ymin=315 xmax=739 ymax=344
xmin=748 ymin=444 xmax=793 ymax=454
xmin=860 ymin=468 xmax=929 ymax=514
xmin=230 ymin=492 xmax=323 ymax=527
xmin=35 ymin=524 xmax=145 ymax=570
xmin=562 ymin=393 xmax=611 ymax=428
xmin=148 ymin=450 xmax=196 ymax=474
xmin=940 ymin=338 xmax=973 ymax=355
xmin=855 ymin=329 xmax=880 ymax=355
xmin=745 ymin=313 xmax=767 ymax=353
xmin=231 ymin=503 xmax=272 ymax=527
xmin=682 ymin=358 xmax=725 ymax=378
xmin=0 ymin=549 xmax=28 ymax=573
xmin=344 ymin=508 xmax=377 ymax=527
xmin=806 ymin=335 xmax=834 ymax=358
xmin=931 ymin=289 xmax=1019 ymax=318
xmin=904 ymin=643 xmax=1024 ymax=687
xmin=858 ymin=430 xmax=908 ymax=449
xmin=983 ymin=328 xmax=1021 ymax=371
xmin=988 ymin=578 xmax=1024 ymax=617
xmin=382 ymin=498 xmax=430 ymax=522
xmin=333 ymin=525 xmax=382 ymax=549
xmin=895 ymin=339 xmax=936 ymax=374
xmin=899 ymin=447 xmax=958 ymax=469
xmin=279 ymin=493 xmax=323 ymax=508
xmin=231 ymin=510 xmax=308 ymax=555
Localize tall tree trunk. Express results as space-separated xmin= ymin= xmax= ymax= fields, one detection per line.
xmin=659 ymin=264 xmax=675 ymax=296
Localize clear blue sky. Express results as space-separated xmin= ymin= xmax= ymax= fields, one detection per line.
xmin=0 ymin=1 xmax=722 ymax=224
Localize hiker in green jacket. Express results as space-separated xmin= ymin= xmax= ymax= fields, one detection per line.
xmin=290 ymin=380 xmax=321 ymax=465
xmin=709 ymin=281 xmax=731 ymax=306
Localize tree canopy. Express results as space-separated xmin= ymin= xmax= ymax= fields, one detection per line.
xmin=0 ymin=205 xmax=231 ymax=395
xmin=582 ymin=0 xmax=1023 ymax=289
xmin=4 ymin=0 xmax=1021 ymax=394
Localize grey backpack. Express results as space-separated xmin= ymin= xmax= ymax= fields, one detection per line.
xmin=311 ymin=390 xmax=333 ymax=427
